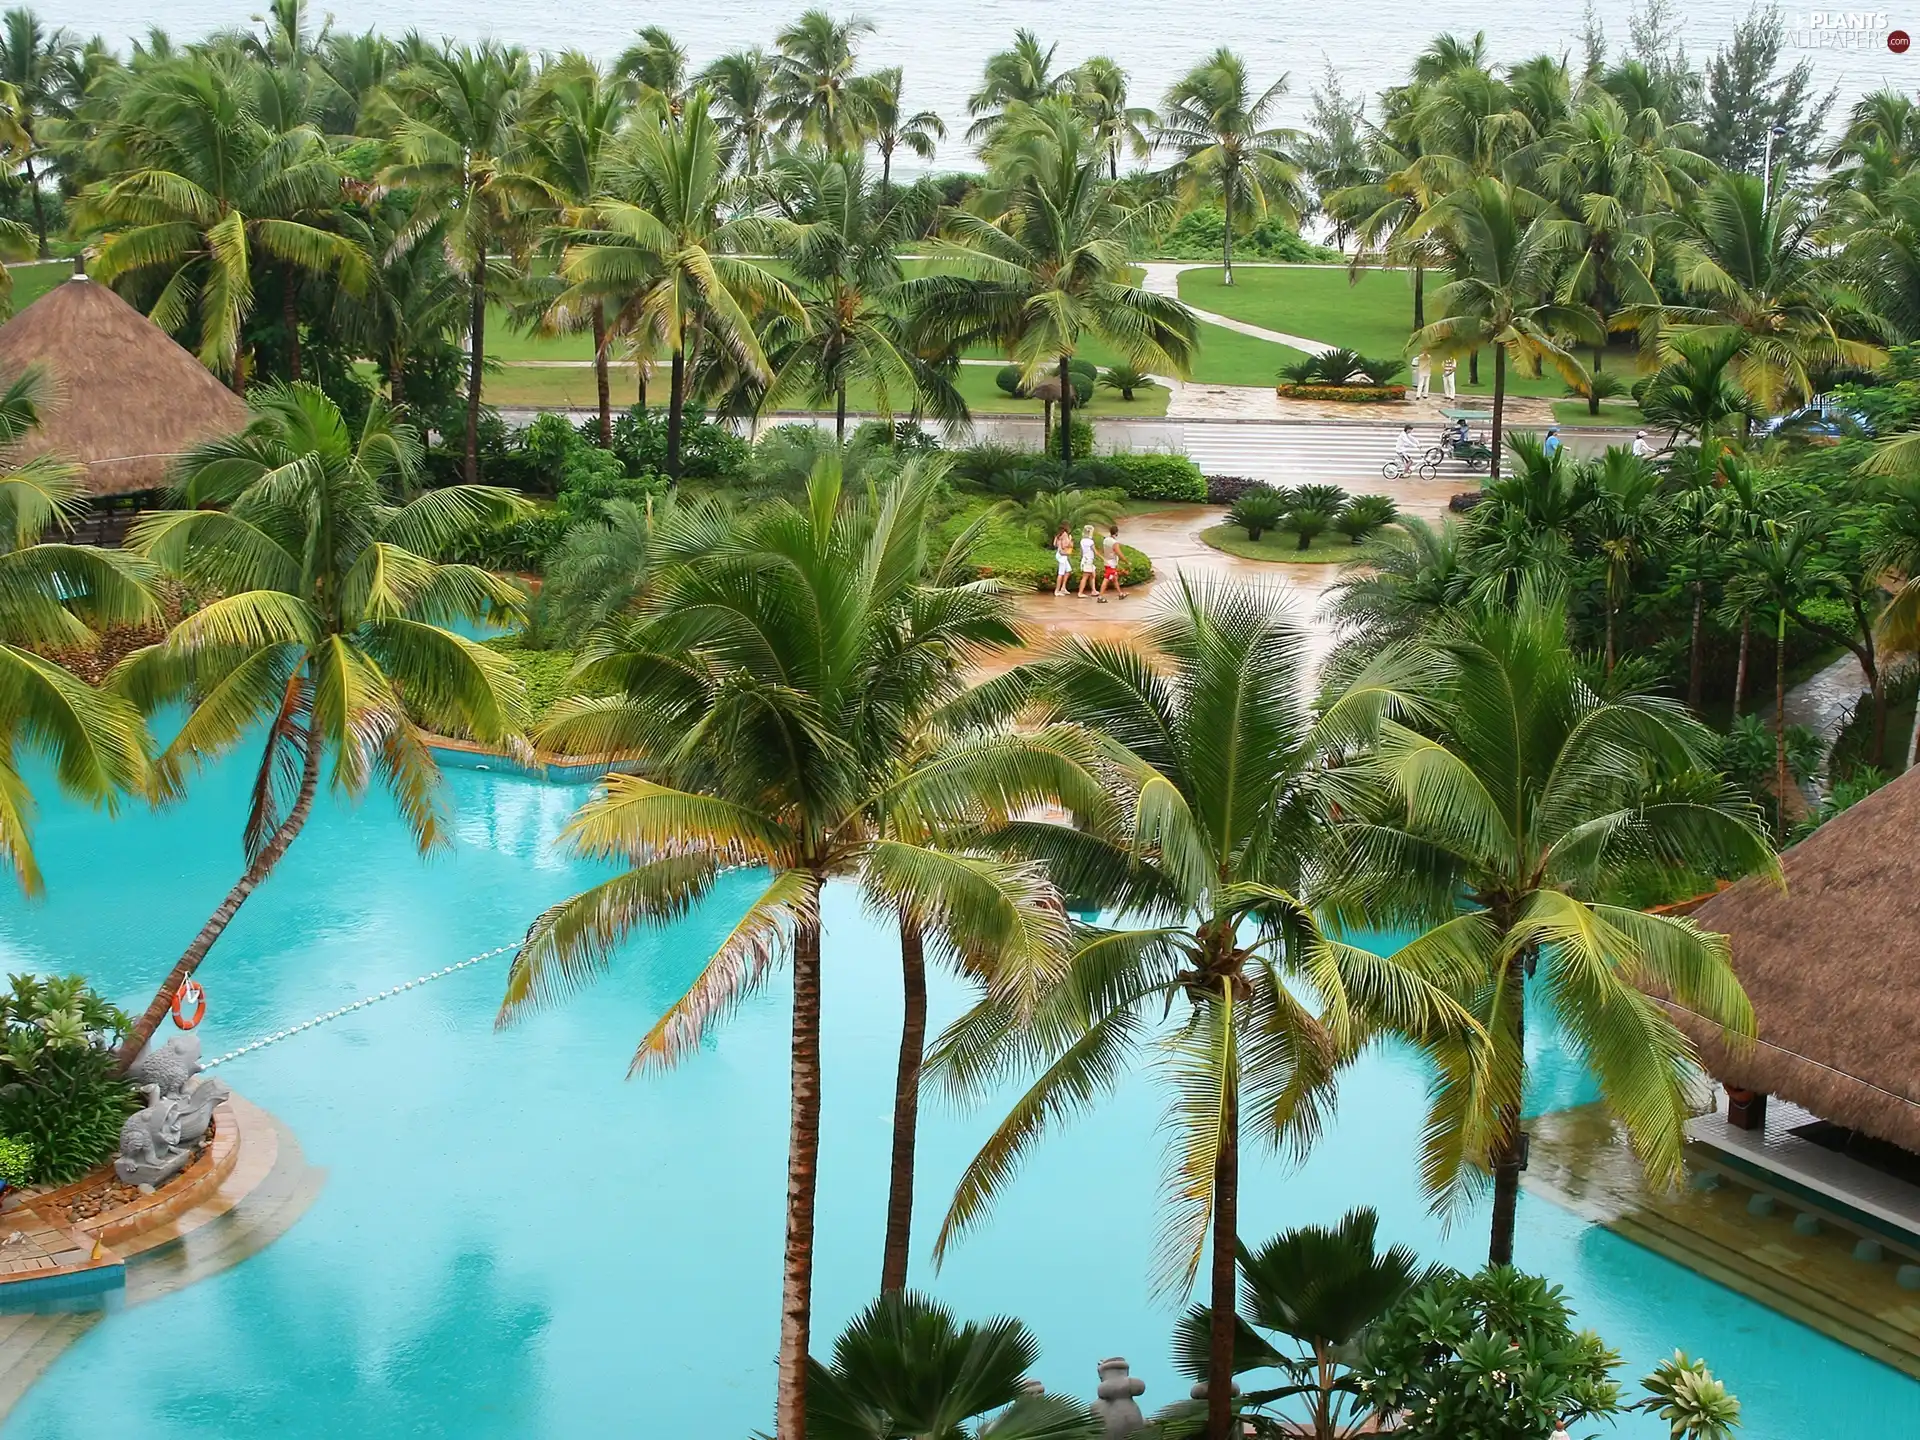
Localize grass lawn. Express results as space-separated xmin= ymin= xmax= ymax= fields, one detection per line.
xmin=483 ymin=359 xmax=1172 ymax=417
xmin=8 ymin=259 xmax=83 ymax=315
xmin=1552 ymin=400 xmax=1644 ymax=428
xmin=1198 ymin=522 xmax=1376 ymax=565
xmin=1176 ymin=265 xmax=1641 ymax=398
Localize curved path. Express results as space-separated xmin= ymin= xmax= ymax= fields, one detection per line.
xmin=1138 ymin=261 xmax=1335 ymax=355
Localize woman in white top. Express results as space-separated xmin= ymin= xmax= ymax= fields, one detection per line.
xmin=1077 ymin=525 xmax=1098 ymax=596
xmin=1054 ymin=528 xmax=1072 ymax=595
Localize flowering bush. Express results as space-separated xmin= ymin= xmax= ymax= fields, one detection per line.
xmin=1276 ymin=383 xmax=1410 ymax=403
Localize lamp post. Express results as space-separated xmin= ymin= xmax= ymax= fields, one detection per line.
xmin=1762 ymin=122 xmax=1790 ymax=210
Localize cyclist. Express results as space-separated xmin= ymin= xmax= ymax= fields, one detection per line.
xmin=1394 ymin=424 xmax=1424 ymax=472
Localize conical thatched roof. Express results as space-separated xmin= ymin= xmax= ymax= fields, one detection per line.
xmin=0 ymin=274 xmax=249 ymax=496
xmin=1684 ymin=768 xmax=1920 ymax=1150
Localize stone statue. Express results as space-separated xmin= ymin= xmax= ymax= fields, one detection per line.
xmin=1092 ymin=1357 xmax=1146 ymax=1438
xmin=115 ymin=1035 xmax=228 ymax=1186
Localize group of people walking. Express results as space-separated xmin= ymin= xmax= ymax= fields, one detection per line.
xmin=1054 ymin=524 xmax=1128 ymax=601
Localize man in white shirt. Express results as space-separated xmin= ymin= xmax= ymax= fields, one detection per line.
xmin=1632 ymin=429 xmax=1655 ymax=460
xmin=1395 ymin=424 xmax=1424 ymax=471
xmin=1413 ymin=352 xmax=1430 ymax=399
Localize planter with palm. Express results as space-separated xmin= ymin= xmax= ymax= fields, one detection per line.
xmin=112 ymin=384 xmax=529 ymax=1065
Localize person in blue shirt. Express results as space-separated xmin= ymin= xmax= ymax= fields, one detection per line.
xmin=1541 ymin=425 xmax=1562 ymax=459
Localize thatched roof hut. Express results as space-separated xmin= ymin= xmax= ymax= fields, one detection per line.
xmin=1685 ymin=768 xmax=1920 ymax=1150
xmin=0 ymin=273 xmax=249 ymax=496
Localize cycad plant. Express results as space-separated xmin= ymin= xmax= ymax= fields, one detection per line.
xmin=113 ymin=383 xmax=528 ymax=1064
xmin=499 ymin=456 xmax=1088 ymax=1440
xmin=930 ymin=578 xmax=1478 ymax=1440
xmin=0 ymin=365 xmax=153 ymax=895
xmin=1325 ymin=585 xmax=1777 ymax=1266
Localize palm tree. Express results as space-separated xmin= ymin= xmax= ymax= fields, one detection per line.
xmin=764 ymin=148 xmax=962 ymax=440
xmin=536 ymin=494 xmax=715 ymax=644
xmin=906 ymin=102 xmax=1196 ymax=466
xmin=807 ymin=1292 xmax=1101 ymax=1440
xmin=380 ymin=43 xmax=551 ymax=483
xmin=1071 ymin=56 xmax=1153 ymax=181
xmin=1322 ymin=514 xmax=1474 ymax=675
xmin=1170 ymin=1209 xmax=1436 ymax=1440
xmin=330 ymin=205 xmax=467 ymax=415
xmin=930 ymin=578 xmax=1477 ymax=1440
xmin=1157 ymin=49 xmax=1305 ymax=286
xmin=556 ymin=92 xmax=795 ymax=481
xmin=770 ymin=9 xmax=873 ymax=155
xmin=1406 ymin=177 xmax=1600 ymax=480
xmin=526 ymin=55 xmax=630 ymax=447
xmin=1647 ymin=172 xmax=1887 ymax=414
xmin=699 ymin=47 xmax=777 ymax=178
xmin=499 ymin=457 xmax=1081 ymax=1440
xmin=1637 ymin=328 xmax=1759 ymax=446
xmin=1328 ymin=585 xmax=1776 ymax=1266
xmin=0 ymin=8 xmax=78 ymax=257
xmin=965 ymin=29 xmax=1067 ymax=146
xmin=80 ymin=54 xmax=368 ymax=389
xmin=1589 ymin=446 xmax=1669 ymax=675
xmin=112 ymin=383 xmax=528 ymax=1065
xmin=857 ymin=66 xmax=943 ymax=193
xmin=0 ymin=365 xmax=152 ymax=895
xmin=615 ymin=26 xmax=688 ymax=115
xmin=1324 ymin=88 xmax=1445 ymax=332
xmin=1722 ymin=521 xmax=1828 ymax=823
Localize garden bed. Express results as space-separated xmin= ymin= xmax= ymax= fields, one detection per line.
xmin=1275 ymin=383 xmax=1407 ymax=403
xmin=1199 ymin=524 xmax=1377 ymax=565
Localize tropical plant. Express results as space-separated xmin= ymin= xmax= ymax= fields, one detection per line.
xmin=1287 ymin=506 xmax=1335 ymax=551
xmin=965 ymin=29 xmax=1068 ymax=145
xmin=538 ymin=493 xmax=716 ymax=644
xmin=499 ymin=456 xmax=1084 ymax=1440
xmin=1721 ymin=520 xmax=1828 ymax=823
xmin=1332 ymin=493 xmax=1398 ymax=544
xmin=1227 ymin=487 xmax=1287 ymax=540
xmin=1321 ymin=514 xmax=1473 ymax=675
xmin=112 ymin=384 xmax=528 ymax=1064
xmin=769 ymin=9 xmax=873 ymax=154
xmin=1027 ymin=487 xmax=1117 ymax=546
xmin=1071 ymin=55 xmax=1153 ymax=181
xmin=1168 ymin=1208 xmax=1435 ymax=1440
xmin=0 ymin=7 xmax=79 ymax=257
xmin=1156 ymin=49 xmax=1306 ymax=285
xmin=614 ymin=25 xmax=689 ymax=114
xmin=930 ymin=578 xmax=1476 ymax=1440
xmin=0 ymin=366 xmax=153 ymax=896
xmin=80 ymin=53 xmax=369 ymax=387
xmin=1636 ymin=330 xmax=1759 ymax=444
xmin=1589 ymin=446 xmax=1669 ymax=673
xmin=0 ymin=1132 xmax=31 ymax=1186
xmin=1326 ymin=585 xmax=1777 ymax=1265
xmin=1099 ymin=363 xmax=1151 ymax=401
xmin=699 ymin=47 xmax=777 ymax=178
xmin=379 ymin=42 xmax=551 ymax=482
xmin=908 ymin=103 xmax=1196 ymax=465
xmin=1635 ymin=1351 xmax=1742 ymax=1440
xmin=1407 ymin=177 xmax=1600 ymax=480
xmin=857 ymin=65 xmax=943 ymax=192
xmin=0 ymin=973 xmax=134 ymax=1183
xmin=805 ymin=1291 xmax=1102 ymax=1440
xmin=1355 ymin=1267 xmax=1624 ymax=1440
xmin=555 ymin=91 xmax=797 ymax=479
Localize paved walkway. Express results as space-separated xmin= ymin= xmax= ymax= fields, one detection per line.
xmin=1782 ymin=652 xmax=1870 ymax=741
xmin=1138 ymin=262 xmax=1334 ymax=355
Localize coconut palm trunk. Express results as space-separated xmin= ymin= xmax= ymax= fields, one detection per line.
xmin=1206 ymin=1034 xmax=1241 ymax=1440
xmin=1688 ymin=583 xmax=1706 ymax=710
xmin=1489 ymin=348 xmax=1507 ymax=482
xmin=591 ymin=302 xmax=612 ymax=447
xmin=1411 ymin=263 xmax=1423 ymax=330
xmin=1733 ymin=614 xmax=1751 ymax=714
xmin=835 ymin=383 xmax=848 ymax=443
xmin=777 ymin=879 xmax=826 ymax=1440
xmin=1057 ymin=355 xmax=1073 ymax=465
xmin=283 ymin=269 xmax=302 ymax=383
xmin=881 ymin=914 xmax=927 ymax=1293
xmin=121 ymin=704 xmax=320 ymax=1069
xmin=1774 ymin=608 xmax=1789 ymax=817
xmin=465 ymin=249 xmax=488 ymax=484
xmin=22 ymin=150 xmax=47 ymax=259
xmin=1486 ymin=948 xmax=1526 ymax=1266
xmin=1221 ymin=183 xmax=1234 ymax=287
xmin=666 ymin=347 xmax=687 ymax=482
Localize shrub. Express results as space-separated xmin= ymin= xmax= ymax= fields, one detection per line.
xmin=0 ymin=1135 xmax=32 ymax=1188
xmin=1227 ymin=487 xmax=1288 ymax=540
xmin=1099 ymin=364 xmax=1152 ymax=400
xmin=1100 ymin=452 xmax=1206 ymax=502
xmin=965 ymin=528 xmax=1153 ymax=590
xmin=995 ymin=364 xmax=1026 ymax=398
xmin=1065 ymin=416 xmax=1094 ymax=458
xmin=1358 ymin=356 xmax=1406 ymax=386
xmin=1027 ymin=488 xmax=1122 ymax=545
xmin=1145 ymin=205 xmax=1341 ymax=262
xmin=1287 ymin=507 xmax=1335 ymax=549
xmin=609 ymin=404 xmax=748 ymax=482
xmin=952 ymin=441 xmax=1032 ymax=491
xmin=1279 ymin=355 xmax=1321 ymax=385
xmin=1291 ymin=483 xmax=1349 ymax=516
xmin=1205 ymin=474 xmax=1267 ymax=504
xmin=0 ymin=974 xmax=136 ymax=1184
xmin=1334 ymin=493 xmax=1399 ymax=542
xmin=1276 ymin=383 xmax=1409 ymax=403
xmin=1357 ymin=1267 xmax=1623 ymax=1440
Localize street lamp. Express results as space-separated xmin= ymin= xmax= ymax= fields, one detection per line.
xmin=1762 ymin=122 xmax=1790 ymax=210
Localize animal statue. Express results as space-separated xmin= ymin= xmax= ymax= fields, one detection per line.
xmin=125 ymin=1035 xmax=204 ymax=1097
xmin=172 ymin=1073 xmax=230 ymax=1146
xmin=1092 ymin=1357 xmax=1146 ymax=1438
xmin=116 ymin=1084 xmax=192 ymax=1186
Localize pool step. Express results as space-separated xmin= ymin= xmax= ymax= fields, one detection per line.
xmin=0 ymin=1313 xmax=99 ymax=1418
xmin=1608 ymin=1207 xmax=1920 ymax=1380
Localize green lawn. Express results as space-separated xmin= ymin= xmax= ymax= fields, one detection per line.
xmin=8 ymin=259 xmax=82 ymax=315
xmin=484 ymin=359 xmax=1171 ymax=417
xmin=1552 ymin=400 xmax=1645 ymax=428
xmin=1176 ymin=265 xmax=1643 ymax=399
xmin=1198 ymin=522 xmax=1375 ymax=565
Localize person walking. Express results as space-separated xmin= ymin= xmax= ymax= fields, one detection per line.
xmin=1413 ymin=351 xmax=1431 ymax=399
xmin=1099 ymin=523 xmax=1125 ymax=602
xmin=1542 ymin=425 xmax=1562 ymax=460
xmin=1442 ymin=355 xmax=1458 ymax=400
xmin=1077 ymin=525 xmax=1099 ymax=597
xmin=1053 ymin=526 xmax=1073 ymax=596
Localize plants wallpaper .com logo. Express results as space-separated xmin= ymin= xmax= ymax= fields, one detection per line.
xmin=1785 ymin=10 xmax=1910 ymax=48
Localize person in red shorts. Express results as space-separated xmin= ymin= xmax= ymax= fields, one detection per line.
xmin=1098 ymin=523 xmax=1126 ymax=601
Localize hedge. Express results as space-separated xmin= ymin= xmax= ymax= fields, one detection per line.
xmin=1092 ymin=452 xmax=1207 ymax=502
xmin=970 ymin=532 xmax=1155 ymax=591
xmin=1275 ymin=384 xmax=1409 ymax=403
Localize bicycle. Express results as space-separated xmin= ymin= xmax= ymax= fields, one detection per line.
xmin=1383 ymin=454 xmax=1438 ymax=480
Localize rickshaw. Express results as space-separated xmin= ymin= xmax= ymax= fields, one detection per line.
xmin=1428 ymin=407 xmax=1494 ymax=471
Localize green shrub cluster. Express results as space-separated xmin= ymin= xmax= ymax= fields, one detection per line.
xmin=1144 ymin=205 xmax=1341 ymax=263
xmin=1281 ymin=348 xmax=1405 ymax=386
xmin=995 ymin=358 xmax=1097 ymax=404
xmin=0 ymin=974 xmax=136 ymax=1185
xmin=1275 ymin=383 xmax=1409 ymax=403
xmin=0 ymin=1134 xmax=32 ymax=1188
xmin=1089 ymin=452 xmax=1206 ymax=502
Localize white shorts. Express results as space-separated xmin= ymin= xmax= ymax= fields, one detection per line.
xmin=1056 ymin=554 xmax=1071 ymax=575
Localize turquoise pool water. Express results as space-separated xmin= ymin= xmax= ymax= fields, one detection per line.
xmin=1 ymin=753 xmax=1915 ymax=1437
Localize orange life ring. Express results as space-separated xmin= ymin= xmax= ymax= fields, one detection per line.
xmin=171 ymin=979 xmax=207 ymax=1031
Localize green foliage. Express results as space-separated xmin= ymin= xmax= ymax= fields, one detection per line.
xmin=1099 ymin=364 xmax=1151 ymax=400
xmin=1066 ymin=415 xmax=1094 ymax=457
xmin=1147 ymin=205 xmax=1341 ymax=262
xmin=1026 ymin=488 xmax=1121 ymax=545
xmin=1227 ymin=487 xmax=1287 ymax=540
xmin=994 ymin=364 xmax=1024 ymax=398
xmin=1093 ymin=452 xmax=1207 ymax=502
xmin=1357 ymin=1267 xmax=1624 ymax=1440
xmin=1335 ymin=493 xmax=1399 ymax=542
xmin=481 ymin=639 xmax=606 ymax=724
xmin=1289 ymin=506 xmax=1335 ymax=549
xmin=1635 ymin=1351 xmax=1742 ymax=1440
xmin=609 ymin=405 xmax=748 ymax=483
xmin=0 ymin=974 xmax=136 ymax=1184
xmin=0 ymin=1133 xmax=33 ymax=1188
xmin=1276 ymin=382 xmax=1409 ymax=402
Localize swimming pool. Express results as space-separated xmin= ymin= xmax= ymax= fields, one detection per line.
xmin=1 ymin=754 xmax=1914 ymax=1438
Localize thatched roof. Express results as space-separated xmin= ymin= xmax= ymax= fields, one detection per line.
xmin=0 ymin=274 xmax=249 ymax=496
xmin=1684 ymin=767 xmax=1920 ymax=1151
